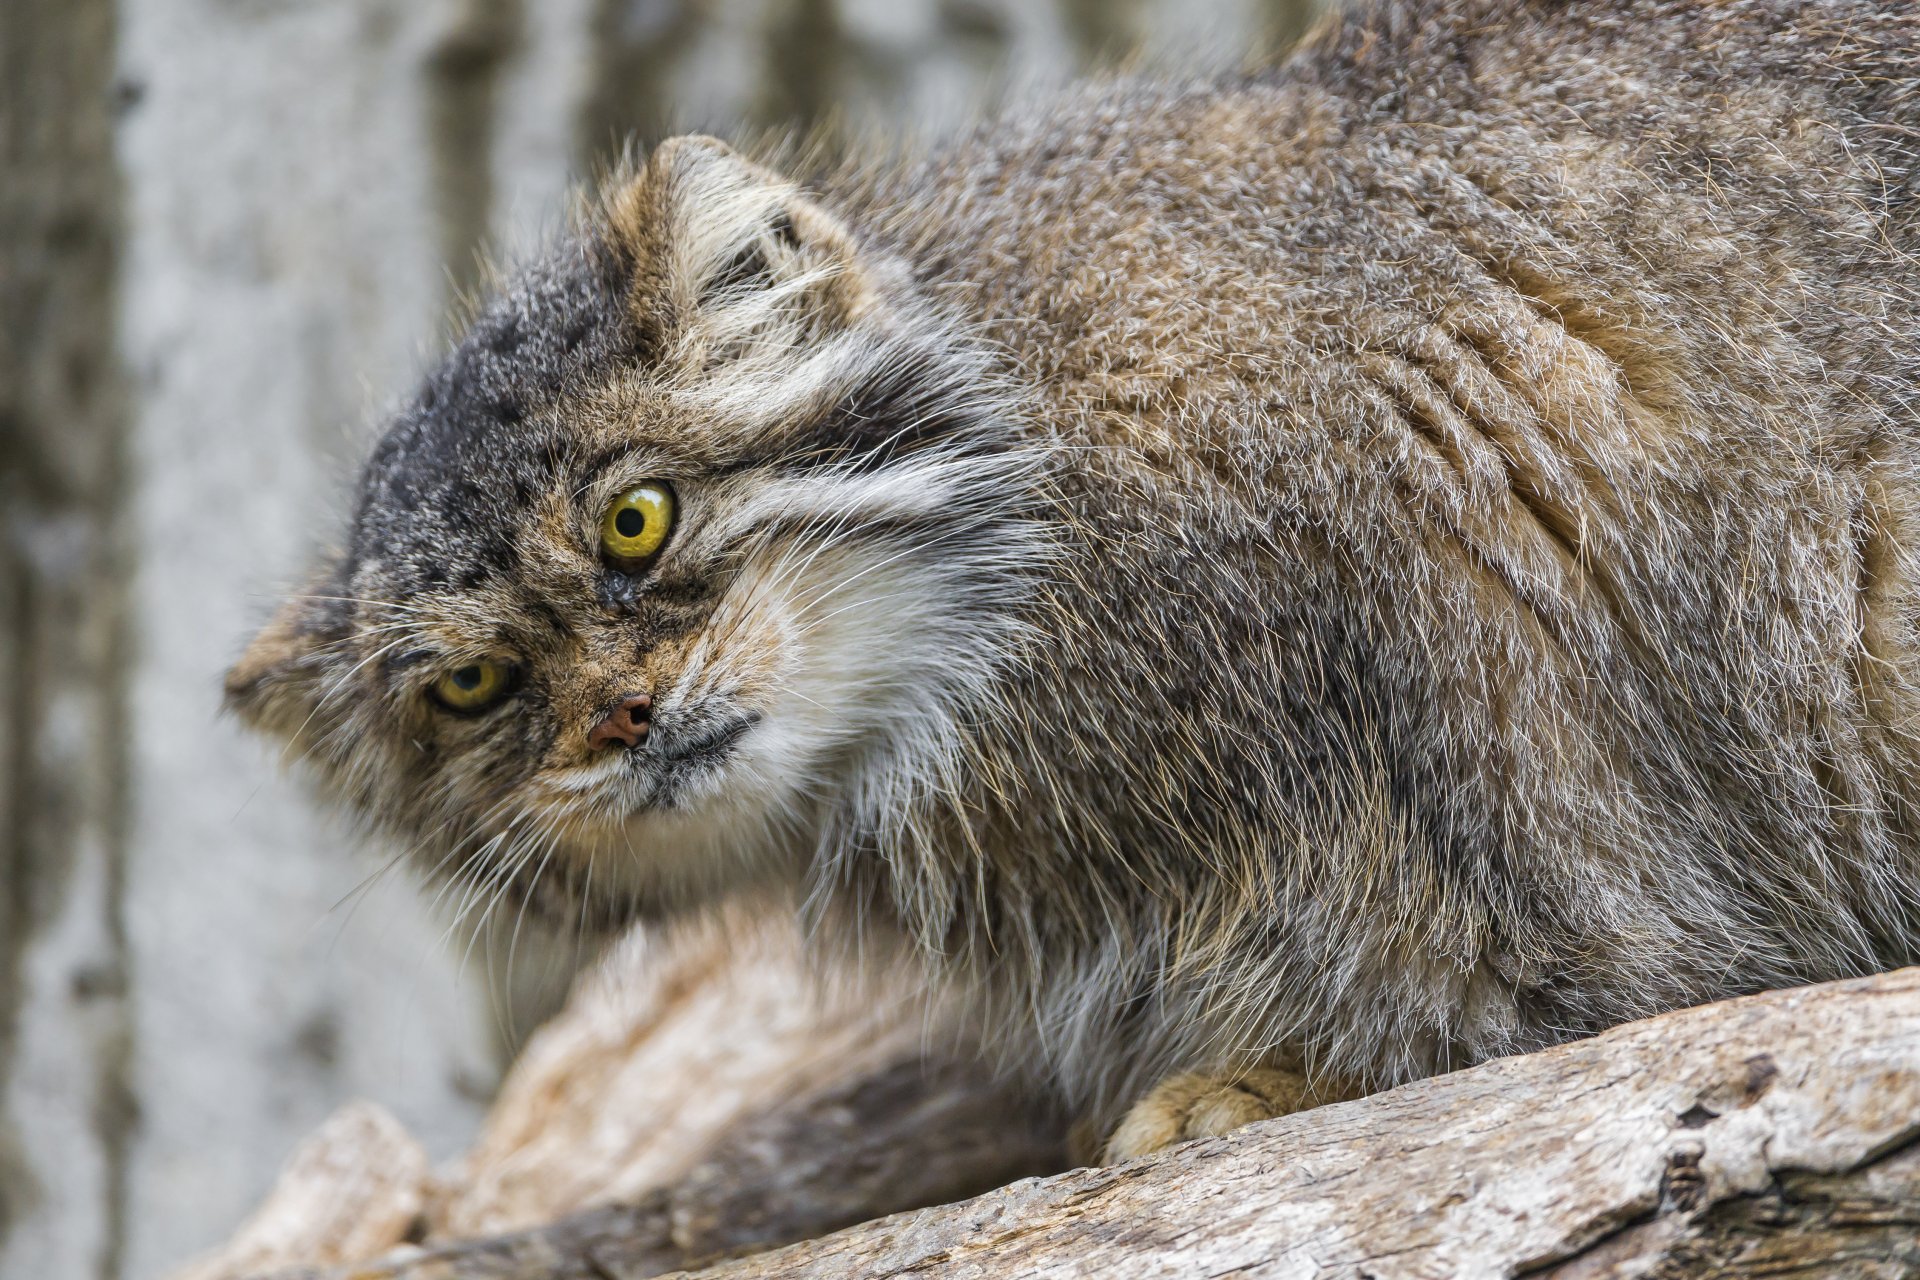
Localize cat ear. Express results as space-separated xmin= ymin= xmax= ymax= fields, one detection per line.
xmin=225 ymin=566 xmax=347 ymax=745
xmin=608 ymin=136 xmax=888 ymax=368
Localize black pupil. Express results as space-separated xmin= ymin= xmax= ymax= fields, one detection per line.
xmin=614 ymin=506 xmax=646 ymax=538
xmin=453 ymin=666 xmax=483 ymax=690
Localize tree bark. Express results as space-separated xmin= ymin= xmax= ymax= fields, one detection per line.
xmin=167 ymin=918 xmax=1070 ymax=1280
xmin=229 ymin=967 xmax=1920 ymax=1280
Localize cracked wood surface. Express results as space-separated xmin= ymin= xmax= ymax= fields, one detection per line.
xmin=254 ymin=1053 xmax=1067 ymax=1280
xmin=224 ymin=966 xmax=1920 ymax=1279
xmin=176 ymin=918 xmax=1070 ymax=1280
xmin=664 ymin=968 xmax=1920 ymax=1279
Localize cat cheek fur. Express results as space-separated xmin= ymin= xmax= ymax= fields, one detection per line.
xmin=228 ymin=131 xmax=1051 ymax=965
xmin=224 ymin=567 xmax=352 ymax=748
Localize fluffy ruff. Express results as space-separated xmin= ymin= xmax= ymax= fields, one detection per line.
xmin=233 ymin=0 xmax=1920 ymax=1142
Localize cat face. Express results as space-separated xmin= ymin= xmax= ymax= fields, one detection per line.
xmin=228 ymin=138 xmax=1047 ymax=930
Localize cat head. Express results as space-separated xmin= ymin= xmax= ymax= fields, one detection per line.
xmin=227 ymin=137 xmax=1048 ymax=933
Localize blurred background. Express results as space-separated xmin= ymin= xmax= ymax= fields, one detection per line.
xmin=1 ymin=0 xmax=1318 ymax=1276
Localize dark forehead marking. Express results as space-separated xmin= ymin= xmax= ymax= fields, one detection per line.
xmin=571 ymin=434 xmax=763 ymax=485
xmin=775 ymin=347 xmax=1020 ymax=474
xmin=575 ymin=442 xmax=645 ymax=486
xmin=526 ymin=599 xmax=573 ymax=638
xmin=385 ymin=647 xmax=437 ymax=671
xmin=350 ymin=233 xmax=634 ymax=598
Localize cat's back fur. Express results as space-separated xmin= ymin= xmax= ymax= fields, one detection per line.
xmin=810 ymin=0 xmax=1920 ymax=1114
xmin=231 ymin=0 xmax=1920 ymax=1144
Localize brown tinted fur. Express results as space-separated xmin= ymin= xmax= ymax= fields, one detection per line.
xmin=234 ymin=0 xmax=1920 ymax=1154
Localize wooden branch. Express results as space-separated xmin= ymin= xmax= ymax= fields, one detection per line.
xmin=255 ymin=1052 xmax=1065 ymax=1280
xmin=167 ymin=1102 xmax=431 ymax=1280
xmin=673 ymin=968 xmax=1920 ymax=1279
xmin=285 ymin=968 xmax=1919 ymax=1280
xmin=418 ymin=917 xmax=1038 ymax=1240
xmin=169 ymin=917 xmax=1069 ymax=1280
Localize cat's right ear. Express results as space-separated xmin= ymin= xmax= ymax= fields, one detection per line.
xmin=604 ymin=136 xmax=890 ymax=370
xmin=225 ymin=569 xmax=346 ymax=745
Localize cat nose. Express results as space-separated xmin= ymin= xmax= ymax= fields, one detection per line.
xmin=587 ymin=692 xmax=652 ymax=750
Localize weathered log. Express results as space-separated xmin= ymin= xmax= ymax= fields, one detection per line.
xmin=673 ymin=968 xmax=1920 ymax=1279
xmin=166 ymin=1103 xmax=431 ymax=1280
xmin=419 ymin=917 xmax=1043 ymax=1240
xmin=254 ymin=1052 xmax=1066 ymax=1280
xmin=284 ymin=968 xmax=1920 ymax=1279
xmin=168 ymin=917 xmax=1069 ymax=1280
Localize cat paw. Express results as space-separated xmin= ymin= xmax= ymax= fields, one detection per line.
xmin=1101 ymin=1065 xmax=1315 ymax=1163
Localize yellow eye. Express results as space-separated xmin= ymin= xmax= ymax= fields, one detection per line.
xmin=432 ymin=660 xmax=511 ymax=712
xmin=600 ymin=481 xmax=676 ymax=568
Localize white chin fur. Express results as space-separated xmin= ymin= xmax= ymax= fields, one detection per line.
xmin=545 ymin=534 xmax=1018 ymax=913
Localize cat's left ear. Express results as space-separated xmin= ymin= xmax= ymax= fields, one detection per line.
xmin=225 ymin=565 xmax=348 ymax=746
xmin=607 ymin=136 xmax=891 ymax=368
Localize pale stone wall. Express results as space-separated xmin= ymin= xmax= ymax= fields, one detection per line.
xmin=0 ymin=2 xmax=1316 ymax=1277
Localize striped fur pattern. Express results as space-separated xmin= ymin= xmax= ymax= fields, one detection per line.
xmin=233 ymin=0 xmax=1920 ymax=1145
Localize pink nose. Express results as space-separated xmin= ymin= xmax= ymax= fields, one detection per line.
xmin=587 ymin=693 xmax=652 ymax=750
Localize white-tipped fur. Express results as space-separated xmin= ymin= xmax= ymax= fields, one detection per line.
xmin=234 ymin=0 xmax=1920 ymax=1160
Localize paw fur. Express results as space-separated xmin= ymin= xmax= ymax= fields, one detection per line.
xmin=1102 ymin=1065 xmax=1315 ymax=1163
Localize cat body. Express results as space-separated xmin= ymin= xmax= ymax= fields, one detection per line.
xmin=232 ymin=0 xmax=1920 ymax=1153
